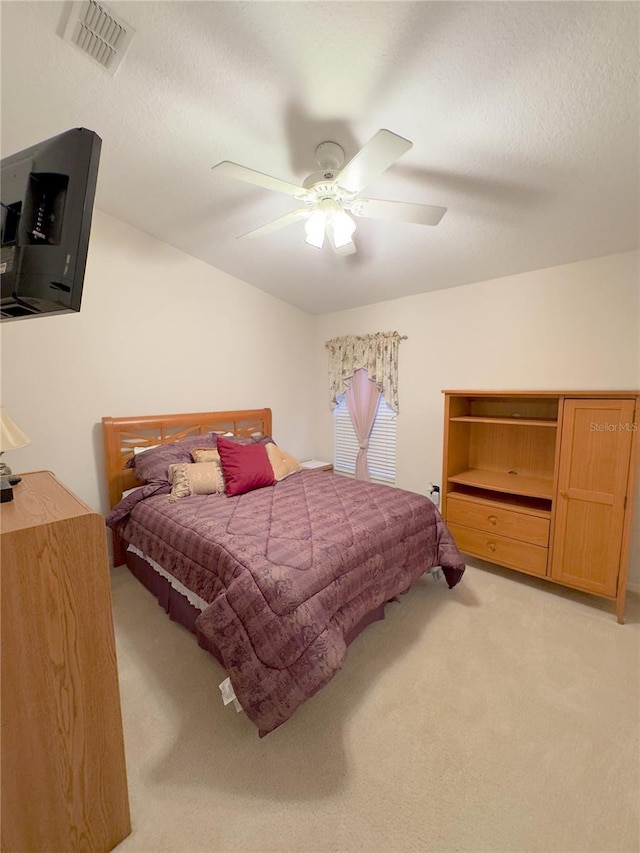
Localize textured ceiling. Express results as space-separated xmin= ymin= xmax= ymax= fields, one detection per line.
xmin=1 ymin=1 xmax=638 ymax=314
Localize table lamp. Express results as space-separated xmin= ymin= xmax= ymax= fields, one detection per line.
xmin=0 ymin=409 xmax=32 ymax=502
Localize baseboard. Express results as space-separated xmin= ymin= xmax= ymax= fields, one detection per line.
xmin=626 ymin=580 xmax=640 ymax=594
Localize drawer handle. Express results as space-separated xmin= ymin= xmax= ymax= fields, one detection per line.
xmin=487 ymin=541 xmax=497 ymax=553
xmin=487 ymin=515 xmax=499 ymax=526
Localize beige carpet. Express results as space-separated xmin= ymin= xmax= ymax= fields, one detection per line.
xmin=110 ymin=561 xmax=640 ymax=853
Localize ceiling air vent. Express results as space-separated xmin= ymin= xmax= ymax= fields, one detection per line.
xmin=61 ymin=0 xmax=135 ymax=75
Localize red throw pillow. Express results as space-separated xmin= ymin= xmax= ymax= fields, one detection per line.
xmin=216 ymin=436 xmax=276 ymax=497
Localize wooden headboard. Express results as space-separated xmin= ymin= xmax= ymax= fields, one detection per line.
xmin=102 ymin=408 xmax=272 ymax=511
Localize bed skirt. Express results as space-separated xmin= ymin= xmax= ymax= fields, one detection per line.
xmin=123 ymin=546 xmax=391 ymax=670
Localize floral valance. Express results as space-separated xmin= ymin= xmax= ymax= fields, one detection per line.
xmin=325 ymin=331 xmax=406 ymax=413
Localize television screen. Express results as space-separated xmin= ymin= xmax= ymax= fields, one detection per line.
xmin=1 ymin=128 xmax=102 ymax=321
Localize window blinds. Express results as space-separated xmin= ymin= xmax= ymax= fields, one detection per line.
xmin=334 ymin=394 xmax=396 ymax=484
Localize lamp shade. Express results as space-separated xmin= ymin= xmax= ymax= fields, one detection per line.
xmin=332 ymin=210 xmax=356 ymax=248
xmin=304 ymin=210 xmax=326 ymax=248
xmin=0 ymin=409 xmax=31 ymax=452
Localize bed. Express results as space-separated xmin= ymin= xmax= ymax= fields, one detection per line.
xmin=103 ymin=408 xmax=465 ymax=735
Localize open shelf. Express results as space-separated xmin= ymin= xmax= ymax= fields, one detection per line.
xmin=449 ymin=416 xmax=557 ymax=427
xmin=447 ymin=395 xmax=560 ymax=422
xmin=447 ymin=485 xmax=552 ymax=516
xmin=447 ymin=468 xmax=555 ymax=499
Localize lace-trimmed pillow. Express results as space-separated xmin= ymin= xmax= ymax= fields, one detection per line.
xmin=168 ymin=462 xmax=225 ymax=499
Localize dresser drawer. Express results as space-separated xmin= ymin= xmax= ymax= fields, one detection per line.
xmin=447 ymin=522 xmax=549 ymax=577
xmin=446 ymin=495 xmax=550 ymax=547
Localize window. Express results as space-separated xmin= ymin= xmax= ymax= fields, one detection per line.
xmin=334 ymin=393 xmax=397 ymax=484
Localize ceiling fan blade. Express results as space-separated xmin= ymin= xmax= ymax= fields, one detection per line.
xmin=211 ymin=161 xmax=308 ymax=199
xmin=351 ymin=198 xmax=447 ymax=226
xmin=239 ymin=208 xmax=310 ymax=239
xmin=334 ymin=129 xmax=412 ymax=195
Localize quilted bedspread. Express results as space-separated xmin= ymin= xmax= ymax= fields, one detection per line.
xmin=107 ymin=471 xmax=465 ymax=734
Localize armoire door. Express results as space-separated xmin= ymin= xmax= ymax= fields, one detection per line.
xmin=550 ymin=398 xmax=635 ymax=596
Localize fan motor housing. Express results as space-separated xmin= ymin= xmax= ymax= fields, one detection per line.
xmin=303 ymin=172 xmax=338 ymax=191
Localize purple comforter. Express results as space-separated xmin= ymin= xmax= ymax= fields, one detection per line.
xmin=107 ymin=471 xmax=464 ymax=734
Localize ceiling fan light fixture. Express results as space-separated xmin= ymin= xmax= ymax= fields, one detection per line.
xmin=332 ymin=209 xmax=356 ymax=248
xmin=212 ymin=129 xmax=447 ymax=256
xmin=304 ymin=209 xmax=326 ymax=248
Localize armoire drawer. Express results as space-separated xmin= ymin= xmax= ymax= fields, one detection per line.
xmin=447 ymin=522 xmax=549 ymax=577
xmin=446 ymin=495 xmax=550 ymax=547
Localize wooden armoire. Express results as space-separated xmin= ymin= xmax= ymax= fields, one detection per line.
xmin=441 ymin=391 xmax=639 ymax=622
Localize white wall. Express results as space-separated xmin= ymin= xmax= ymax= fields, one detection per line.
xmin=0 ymin=210 xmax=316 ymax=516
xmin=313 ymin=251 xmax=640 ymax=587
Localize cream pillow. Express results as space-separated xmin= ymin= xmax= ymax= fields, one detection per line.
xmin=266 ymin=442 xmax=301 ymax=481
xmin=168 ymin=462 xmax=225 ymax=498
xmin=191 ymin=448 xmax=221 ymax=464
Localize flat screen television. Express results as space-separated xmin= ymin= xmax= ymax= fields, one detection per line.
xmin=1 ymin=127 xmax=102 ymax=321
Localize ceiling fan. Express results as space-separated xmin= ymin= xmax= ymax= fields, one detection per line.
xmin=211 ymin=129 xmax=447 ymax=255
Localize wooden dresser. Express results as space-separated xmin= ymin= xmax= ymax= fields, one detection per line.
xmin=1 ymin=471 xmax=131 ymax=852
xmin=442 ymin=391 xmax=639 ymax=623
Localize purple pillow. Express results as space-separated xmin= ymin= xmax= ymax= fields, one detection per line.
xmin=126 ymin=434 xmax=219 ymax=483
xmin=216 ymin=436 xmax=276 ymax=497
